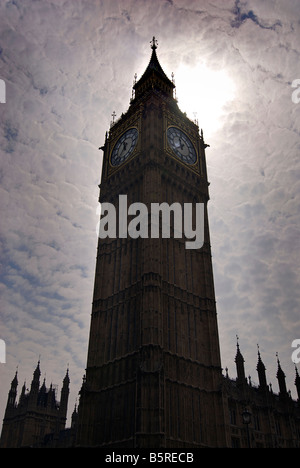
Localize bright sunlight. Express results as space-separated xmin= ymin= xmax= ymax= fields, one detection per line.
xmin=174 ymin=63 xmax=236 ymax=137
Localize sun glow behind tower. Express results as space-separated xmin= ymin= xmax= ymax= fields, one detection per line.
xmin=175 ymin=63 xmax=236 ymax=137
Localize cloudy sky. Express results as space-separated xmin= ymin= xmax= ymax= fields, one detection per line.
xmin=0 ymin=0 xmax=299 ymax=429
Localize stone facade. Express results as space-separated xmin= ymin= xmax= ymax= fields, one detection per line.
xmin=0 ymin=362 xmax=70 ymax=448
xmin=75 ymin=38 xmax=227 ymax=448
xmin=223 ymin=344 xmax=300 ymax=448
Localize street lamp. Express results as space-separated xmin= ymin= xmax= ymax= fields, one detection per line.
xmin=242 ymin=408 xmax=252 ymax=448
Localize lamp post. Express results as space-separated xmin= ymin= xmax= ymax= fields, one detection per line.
xmin=242 ymin=408 xmax=252 ymax=448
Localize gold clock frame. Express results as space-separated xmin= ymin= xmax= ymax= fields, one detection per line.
xmin=107 ymin=116 xmax=142 ymax=174
xmin=163 ymin=114 xmax=201 ymax=174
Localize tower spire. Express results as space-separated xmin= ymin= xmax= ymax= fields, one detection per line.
xmin=59 ymin=368 xmax=70 ymax=418
xmin=76 ymin=37 xmax=227 ymax=448
xmin=276 ymin=353 xmax=288 ymax=398
xmin=235 ymin=336 xmax=247 ymax=387
xmin=3 ymin=370 xmax=18 ymax=420
xmin=28 ymin=359 xmax=41 ymax=406
xmin=132 ymin=36 xmax=174 ymax=101
xmin=150 ymin=36 xmax=158 ymax=50
xmin=256 ymin=344 xmax=268 ymax=391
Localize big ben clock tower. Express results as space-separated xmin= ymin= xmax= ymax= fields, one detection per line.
xmin=76 ymin=38 xmax=228 ymax=448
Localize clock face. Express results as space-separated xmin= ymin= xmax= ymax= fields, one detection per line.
xmin=167 ymin=127 xmax=197 ymax=165
xmin=111 ymin=128 xmax=138 ymax=166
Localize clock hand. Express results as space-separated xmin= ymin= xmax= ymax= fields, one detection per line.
xmin=119 ymin=141 xmax=128 ymax=157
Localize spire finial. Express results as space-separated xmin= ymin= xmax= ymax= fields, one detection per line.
xmin=257 ymin=343 xmax=261 ymax=357
xmin=150 ymin=36 xmax=158 ymax=50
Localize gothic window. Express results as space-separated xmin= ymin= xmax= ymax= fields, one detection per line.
xmin=230 ymin=407 xmax=237 ymax=425
xmin=253 ymin=413 xmax=260 ymax=431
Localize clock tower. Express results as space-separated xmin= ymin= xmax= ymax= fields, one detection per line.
xmin=76 ymin=38 xmax=228 ymax=448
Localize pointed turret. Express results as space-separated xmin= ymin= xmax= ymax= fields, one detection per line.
xmin=59 ymin=368 xmax=70 ymax=418
xmin=256 ymin=345 xmax=268 ymax=391
xmin=28 ymin=360 xmax=41 ymax=406
xmin=31 ymin=360 xmax=41 ymax=387
xmin=235 ymin=337 xmax=247 ymax=387
xmin=37 ymin=378 xmax=47 ymax=407
xmin=19 ymin=381 xmax=27 ymax=407
xmin=276 ymin=354 xmax=288 ymax=398
xmin=133 ymin=36 xmax=175 ymax=101
xmin=63 ymin=367 xmax=70 ymax=386
xmin=47 ymin=383 xmax=57 ymax=409
xmin=5 ymin=370 xmax=18 ymax=411
xmin=71 ymin=403 xmax=78 ymax=429
xmin=294 ymin=365 xmax=300 ymax=402
xmin=10 ymin=370 xmax=18 ymax=391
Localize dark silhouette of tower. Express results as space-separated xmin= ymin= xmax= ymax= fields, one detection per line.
xmin=76 ymin=37 xmax=227 ymax=448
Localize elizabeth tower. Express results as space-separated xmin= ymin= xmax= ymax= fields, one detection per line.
xmin=76 ymin=38 xmax=227 ymax=448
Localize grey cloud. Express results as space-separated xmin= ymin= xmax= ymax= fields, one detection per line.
xmin=231 ymin=0 xmax=282 ymax=30
xmin=0 ymin=0 xmax=299 ymax=427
